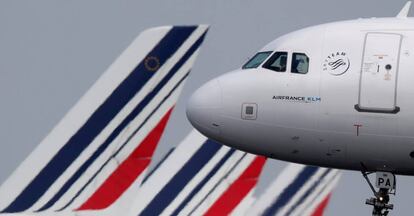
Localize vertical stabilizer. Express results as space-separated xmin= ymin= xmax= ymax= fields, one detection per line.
xmin=248 ymin=164 xmax=341 ymax=216
xmin=397 ymin=1 xmax=412 ymax=18
xmin=0 ymin=25 xmax=208 ymax=216
xmin=129 ymin=130 xmax=267 ymax=216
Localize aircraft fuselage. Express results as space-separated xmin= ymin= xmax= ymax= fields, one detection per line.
xmin=187 ymin=18 xmax=414 ymax=175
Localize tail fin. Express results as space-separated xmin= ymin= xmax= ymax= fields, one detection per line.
xmin=129 ymin=130 xmax=266 ymax=216
xmin=248 ymin=164 xmax=341 ymax=216
xmin=0 ymin=25 xmax=208 ymax=214
xmin=201 ymin=155 xmax=267 ymax=216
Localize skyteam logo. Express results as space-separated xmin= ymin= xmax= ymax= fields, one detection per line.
xmin=323 ymin=52 xmax=350 ymax=76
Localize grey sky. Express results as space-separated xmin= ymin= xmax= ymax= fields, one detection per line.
xmin=0 ymin=0 xmax=413 ymax=215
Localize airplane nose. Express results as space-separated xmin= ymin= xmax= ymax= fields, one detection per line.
xmin=186 ymin=78 xmax=222 ymax=138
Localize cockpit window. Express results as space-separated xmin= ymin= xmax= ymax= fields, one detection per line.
xmin=262 ymin=52 xmax=288 ymax=72
xmin=242 ymin=51 xmax=272 ymax=69
xmin=291 ymin=53 xmax=309 ymax=74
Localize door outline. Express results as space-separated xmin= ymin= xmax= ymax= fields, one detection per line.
xmin=355 ymin=32 xmax=402 ymax=114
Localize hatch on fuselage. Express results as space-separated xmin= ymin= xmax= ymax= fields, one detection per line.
xmin=356 ymin=32 xmax=402 ymax=114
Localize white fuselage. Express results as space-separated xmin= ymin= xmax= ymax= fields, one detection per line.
xmin=187 ymin=18 xmax=414 ymax=175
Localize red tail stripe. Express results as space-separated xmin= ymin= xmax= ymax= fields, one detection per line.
xmin=311 ymin=193 xmax=332 ymax=216
xmin=204 ymin=156 xmax=267 ymax=216
xmin=77 ymin=107 xmax=174 ymax=210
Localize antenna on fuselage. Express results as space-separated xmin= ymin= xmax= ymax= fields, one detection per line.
xmin=397 ymin=1 xmax=412 ymax=18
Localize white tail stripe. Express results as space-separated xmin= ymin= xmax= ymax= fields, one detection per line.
xmin=189 ymin=154 xmax=256 ymax=215
xmin=129 ymin=130 xmax=208 ymax=215
xmin=279 ymin=169 xmax=337 ymax=216
xmin=67 ymin=82 xmax=185 ymax=212
xmin=247 ymin=163 xmax=307 ymax=216
xmin=159 ymin=146 xmax=233 ymax=215
xmin=230 ymin=189 xmax=256 ymax=216
xmin=276 ymin=168 xmax=330 ymax=216
xmin=293 ymin=171 xmax=341 ymax=216
xmin=248 ymin=167 xmax=341 ymax=216
xmin=175 ymin=151 xmax=247 ymax=216
xmin=59 ymin=85 xmax=180 ymax=211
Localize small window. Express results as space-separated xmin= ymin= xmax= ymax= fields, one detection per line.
xmin=245 ymin=106 xmax=254 ymax=115
xmin=291 ymin=53 xmax=309 ymax=74
xmin=263 ymin=52 xmax=288 ymax=72
xmin=242 ymin=51 xmax=272 ymax=69
xmin=241 ymin=103 xmax=257 ymax=120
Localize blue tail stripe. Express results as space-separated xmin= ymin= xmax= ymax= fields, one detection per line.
xmin=138 ymin=140 xmax=222 ymax=216
xmin=284 ymin=168 xmax=332 ymax=215
xmin=263 ymin=166 xmax=318 ymax=216
xmin=58 ymin=71 xmax=192 ymax=211
xmin=172 ymin=148 xmax=236 ymax=215
xmin=187 ymin=153 xmax=247 ymax=215
xmin=2 ymin=26 xmax=197 ymax=213
xmin=300 ymin=171 xmax=339 ymax=214
xmin=38 ymin=30 xmax=207 ymax=211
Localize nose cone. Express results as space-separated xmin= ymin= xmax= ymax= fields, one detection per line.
xmin=186 ymin=79 xmax=222 ymax=139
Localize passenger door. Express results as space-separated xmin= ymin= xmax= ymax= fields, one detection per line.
xmin=356 ymin=33 xmax=402 ymax=113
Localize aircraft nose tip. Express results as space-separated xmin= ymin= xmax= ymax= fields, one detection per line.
xmin=186 ymin=78 xmax=222 ymax=138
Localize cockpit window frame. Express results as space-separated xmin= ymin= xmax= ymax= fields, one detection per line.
xmin=262 ymin=51 xmax=288 ymax=72
xmin=242 ymin=51 xmax=273 ymax=69
xmin=291 ymin=52 xmax=310 ymax=74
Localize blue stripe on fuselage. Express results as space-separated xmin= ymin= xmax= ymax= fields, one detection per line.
xmin=2 ymin=26 xmax=197 ymax=213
